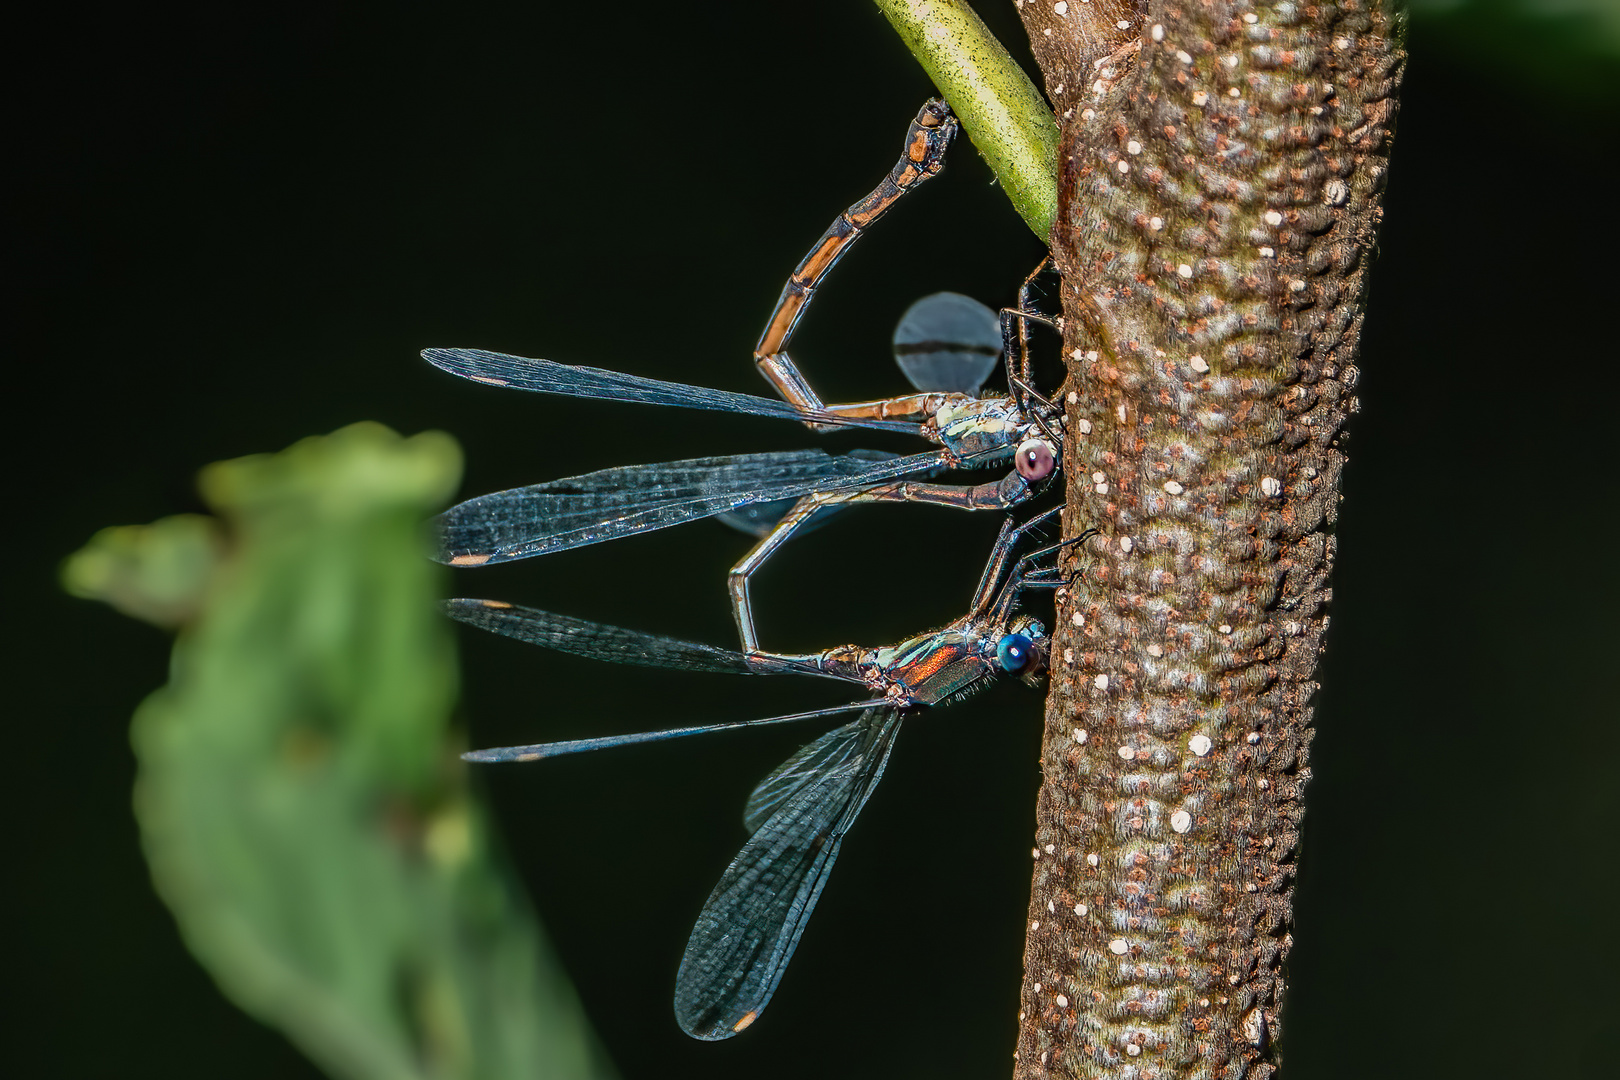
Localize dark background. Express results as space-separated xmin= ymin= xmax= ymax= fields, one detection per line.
xmin=13 ymin=2 xmax=1617 ymax=1077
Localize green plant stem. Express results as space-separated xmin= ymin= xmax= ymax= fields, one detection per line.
xmin=875 ymin=0 xmax=1059 ymax=239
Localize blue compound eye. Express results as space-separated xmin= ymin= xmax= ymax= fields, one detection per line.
xmin=996 ymin=633 xmax=1035 ymax=673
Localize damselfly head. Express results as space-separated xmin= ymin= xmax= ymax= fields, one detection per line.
xmin=1015 ymin=437 xmax=1058 ymax=481
xmin=1003 ymin=614 xmax=1051 ymax=685
xmin=995 ymin=632 xmax=1036 ymax=673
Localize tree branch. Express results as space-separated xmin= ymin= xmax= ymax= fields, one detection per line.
xmin=1012 ymin=1 xmax=1405 ymax=1075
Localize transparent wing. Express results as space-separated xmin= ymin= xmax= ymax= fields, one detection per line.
xmin=741 ymin=721 xmax=878 ymax=834
xmin=891 ymin=292 xmax=1002 ymax=395
xmin=674 ymin=709 xmax=904 ymax=1040
xmin=424 ymin=348 xmax=926 ymax=436
xmin=714 ymin=449 xmax=895 ymax=539
xmin=436 ymin=449 xmax=945 ymax=565
xmin=444 ymin=598 xmax=829 ymax=676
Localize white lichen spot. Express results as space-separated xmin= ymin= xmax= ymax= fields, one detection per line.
xmin=1224 ymin=54 xmax=1239 ymax=67
xmin=1047 ymin=899 xmax=1055 ymax=913
xmin=1325 ymin=178 xmax=1349 ymax=205
xmin=1189 ymin=734 xmax=1213 ymax=756
xmin=1077 ymin=417 xmax=1093 ymax=434
xmin=1108 ymin=938 xmax=1128 ymax=955
xmin=1082 ymin=108 xmax=1096 ymax=120
xmin=1045 ymin=844 xmax=1056 ymax=855
xmin=1243 ymin=1006 xmax=1267 ymax=1047
xmin=1053 ymin=83 xmax=1065 ymax=96
xmin=1243 ymin=11 xmax=1258 ymax=22
xmin=1127 ymin=139 xmax=1142 ymax=155
xmin=1264 ymin=209 xmax=1284 ymax=226
xmin=1259 ymin=245 xmax=1275 ymax=258
xmin=1117 ymin=744 xmax=1135 ymax=761
xmin=1085 ymin=350 xmax=1099 ymax=361
xmin=1095 ymin=482 xmax=1110 ymax=494
xmin=1071 ymin=611 xmax=1085 ymax=627
xmin=1176 ymin=49 xmax=1193 ymax=64
xmin=1091 ymin=471 xmax=1105 ymax=483
xmin=1177 ymin=263 xmax=1193 ymax=279
xmin=1151 ymin=23 xmax=1164 ymax=41
xmin=1074 ymin=902 xmax=1088 ymax=916
xmin=1218 ymin=624 xmax=1233 ymax=634
xmin=1056 ymin=993 xmax=1069 ymax=1007
xmin=1171 ymin=809 xmax=1193 ymax=833
xmin=1031 ymin=919 xmax=1040 ymax=931
xmin=1190 ymin=355 xmax=1209 ymax=372
xmin=1163 ymin=480 xmax=1184 ymax=494
xmin=1261 ymin=475 xmax=1283 ymax=496
xmin=1094 ymin=673 xmax=1110 ymax=691
xmin=1044 ymin=27 xmax=1053 ymax=37
xmin=1117 ymin=160 xmax=1131 ymax=174
xmin=1033 ymin=847 xmax=1042 ymax=858
xmin=1063 ymin=648 xmax=1075 ymax=663
xmin=1334 ymin=36 xmax=1351 ymax=50
xmin=1247 ymin=732 xmax=1262 ymax=745
xmin=1093 ymin=79 xmax=1107 ymax=93
xmin=1072 ymin=727 xmax=1088 ymax=744
xmin=1289 ymin=278 xmax=1307 ymax=292
xmin=1228 ymin=88 xmax=1241 ymax=98
xmin=1149 ymin=215 xmax=1164 ymax=231
xmin=1034 ymin=981 xmax=1043 ymax=993
xmin=1041 ymin=1052 xmax=1050 ymax=1066
xmin=1116 ymin=19 xmax=1130 ymax=29
xmin=1116 ymin=403 xmax=1127 ymax=422
xmin=1192 ymin=90 xmax=1209 ymax=106
xmin=1053 ymin=0 xmax=1068 ymax=12
xmin=1127 ymin=1045 xmax=1142 ymax=1057
xmin=1146 ymin=643 xmax=1163 ymax=657
xmin=1119 ymin=536 xmax=1133 ymax=553
xmin=1087 ymin=853 xmax=1100 ymax=867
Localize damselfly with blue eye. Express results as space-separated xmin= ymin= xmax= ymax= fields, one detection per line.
xmin=453 ymin=508 xmax=1091 ymax=1039
xmin=425 ymin=100 xmax=1065 ymax=652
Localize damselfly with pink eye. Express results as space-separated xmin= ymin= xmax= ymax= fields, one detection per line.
xmin=451 ymin=508 xmax=1091 ymax=1040
xmin=426 ymin=100 xmax=1065 ymax=652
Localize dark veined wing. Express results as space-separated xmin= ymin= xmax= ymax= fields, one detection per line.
xmin=675 ymin=709 xmax=904 ymax=1040
xmin=444 ymin=598 xmax=825 ymax=677
xmin=436 ymin=449 xmax=946 ymax=565
xmin=741 ymin=720 xmax=880 ymax=834
xmin=714 ymin=449 xmax=909 ymax=539
xmin=424 ymin=348 xmax=928 ymax=437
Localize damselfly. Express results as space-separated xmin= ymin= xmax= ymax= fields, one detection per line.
xmin=454 ymin=509 xmax=1088 ymax=1039
xmin=425 ymin=100 xmax=1065 ymax=651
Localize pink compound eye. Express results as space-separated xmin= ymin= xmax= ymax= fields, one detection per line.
xmin=1015 ymin=438 xmax=1056 ymax=480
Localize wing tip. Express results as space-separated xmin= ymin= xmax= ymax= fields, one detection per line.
xmin=461 ymin=748 xmax=544 ymax=764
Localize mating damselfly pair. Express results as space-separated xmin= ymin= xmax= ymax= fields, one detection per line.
xmin=429 ymin=100 xmax=1084 ymax=1039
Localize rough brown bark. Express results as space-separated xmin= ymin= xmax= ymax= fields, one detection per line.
xmin=1011 ymin=2 xmax=1403 ymax=1076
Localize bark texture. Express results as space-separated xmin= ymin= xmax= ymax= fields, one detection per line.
xmin=1012 ymin=2 xmax=1403 ymax=1076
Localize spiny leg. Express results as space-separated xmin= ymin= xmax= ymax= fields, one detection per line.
xmin=1000 ymin=254 xmax=1061 ymax=418
xmin=753 ymin=100 xmax=958 ymax=424
xmin=728 ymin=474 xmax=1044 ymax=654
xmin=966 ymin=507 xmax=1064 ymax=617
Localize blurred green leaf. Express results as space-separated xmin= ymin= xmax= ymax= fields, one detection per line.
xmin=61 ymin=513 xmax=225 ymax=628
xmin=64 ymin=422 xmax=614 ymax=1080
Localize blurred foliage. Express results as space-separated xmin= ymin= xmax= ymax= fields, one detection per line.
xmin=63 ymin=423 xmax=614 ymax=1080
xmin=1410 ymin=0 xmax=1618 ymax=91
